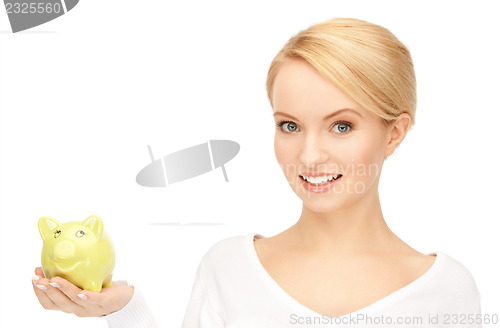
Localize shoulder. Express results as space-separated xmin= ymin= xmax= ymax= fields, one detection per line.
xmin=198 ymin=233 xmax=256 ymax=272
xmin=203 ymin=233 xmax=253 ymax=258
xmin=433 ymin=252 xmax=481 ymax=300
xmin=437 ymin=252 xmax=478 ymax=285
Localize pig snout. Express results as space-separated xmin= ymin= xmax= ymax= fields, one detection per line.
xmin=52 ymin=240 xmax=76 ymax=260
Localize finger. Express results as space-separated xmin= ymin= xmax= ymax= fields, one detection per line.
xmin=49 ymin=276 xmax=87 ymax=305
xmin=79 ymin=284 xmax=126 ymax=307
xmin=32 ymin=270 xmax=50 ymax=296
xmin=32 ymin=277 xmax=57 ymax=310
xmin=77 ymin=289 xmax=105 ymax=306
xmin=33 ymin=276 xmax=49 ymax=291
xmin=44 ymin=278 xmax=86 ymax=314
xmin=34 ymin=267 xmax=45 ymax=278
xmin=45 ymin=291 xmax=84 ymax=314
xmin=54 ymin=281 xmax=111 ymax=317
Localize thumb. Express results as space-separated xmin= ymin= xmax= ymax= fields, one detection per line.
xmin=34 ymin=267 xmax=45 ymax=278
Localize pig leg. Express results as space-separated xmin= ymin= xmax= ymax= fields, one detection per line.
xmin=102 ymin=274 xmax=113 ymax=288
xmin=83 ymin=279 xmax=102 ymax=293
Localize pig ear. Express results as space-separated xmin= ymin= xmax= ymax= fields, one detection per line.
xmin=38 ymin=216 xmax=61 ymax=241
xmin=82 ymin=215 xmax=104 ymax=239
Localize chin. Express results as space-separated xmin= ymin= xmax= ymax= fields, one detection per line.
xmin=291 ymin=177 xmax=370 ymax=213
xmin=303 ymin=202 xmax=342 ymax=214
xmin=289 ymin=185 xmax=340 ymax=212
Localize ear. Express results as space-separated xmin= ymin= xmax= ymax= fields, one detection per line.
xmin=384 ymin=113 xmax=411 ymax=158
xmin=38 ymin=216 xmax=61 ymax=241
xmin=82 ymin=214 xmax=104 ymax=240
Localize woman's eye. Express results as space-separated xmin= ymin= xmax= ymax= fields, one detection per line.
xmin=333 ymin=122 xmax=352 ymax=134
xmin=282 ymin=122 xmax=298 ymax=132
xmin=276 ymin=120 xmax=352 ymax=135
xmin=275 ymin=121 xmax=298 ymax=133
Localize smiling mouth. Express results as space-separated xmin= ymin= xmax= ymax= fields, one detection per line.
xmin=300 ymin=174 xmax=343 ymax=185
xmin=54 ymin=260 xmax=82 ymax=272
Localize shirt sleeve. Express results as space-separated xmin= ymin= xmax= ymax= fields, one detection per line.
xmin=471 ymin=291 xmax=483 ymax=328
xmin=448 ymin=257 xmax=484 ymax=328
xmin=103 ymin=286 xmax=159 ymax=328
xmin=181 ymin=258 xmax=225 ymax=328
xmin=460 ymin=264 xmax=483 ymax=328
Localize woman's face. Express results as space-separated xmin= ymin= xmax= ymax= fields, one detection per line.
xmin=272 ymin=59 xmax=400 ymax=213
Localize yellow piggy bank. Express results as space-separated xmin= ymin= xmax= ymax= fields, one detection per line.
xmin=38 ymin=214 xmax=115 ymax=292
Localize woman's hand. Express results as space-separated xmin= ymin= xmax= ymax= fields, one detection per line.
xmin=32 ymin=267 xmax=134 ymax=318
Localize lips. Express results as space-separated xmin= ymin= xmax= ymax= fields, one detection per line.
xmin=300 ymin=174 xmax=342 ymax=192
xmin=299 ymin=173 xmax=343 ymax=184
xmin=300 ymin=172 xmax=342 ymax=177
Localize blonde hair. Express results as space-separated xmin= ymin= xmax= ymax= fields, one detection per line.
xmin=266 ymin=18 xmax=417 ymax=129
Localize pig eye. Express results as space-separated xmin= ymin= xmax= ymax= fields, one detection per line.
xmin=75 ymin=230 xmax=85 ymax=238
xmin=54 ymin=230 xmax=61 ymax=238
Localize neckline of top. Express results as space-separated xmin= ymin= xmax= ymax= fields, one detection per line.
xmin=247 ymin=232 xmax=442 ymax=318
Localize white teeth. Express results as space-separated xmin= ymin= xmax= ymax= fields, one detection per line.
xmin=301 ymin=174 xmax=341 ymax=184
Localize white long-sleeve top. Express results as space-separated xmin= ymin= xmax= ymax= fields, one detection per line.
xmin=104 ymin=232 xmax=482 ymax=328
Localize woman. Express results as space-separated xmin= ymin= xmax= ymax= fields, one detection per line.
xmin=32 ymin=17 xmax=482 ymax=327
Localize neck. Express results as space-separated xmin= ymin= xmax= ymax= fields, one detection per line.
xmin=290 ymin=184 xmax=400 ymax=257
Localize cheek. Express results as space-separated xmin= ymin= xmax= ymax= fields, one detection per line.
xmin=341 ymin=135 xmax=384 ymax=179
xmin=274 ymin=135 xmax=297 ymax=175
xmin=274 ymin=135 xmax=290 ymax=163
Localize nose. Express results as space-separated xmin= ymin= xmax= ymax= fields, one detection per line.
xmin=53 ymin=240 xmax=75 ymax=260
xmin=299 ymin=134 xmax=328 ymax=167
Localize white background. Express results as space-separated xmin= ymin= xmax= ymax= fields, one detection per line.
xmin=1 ymin=0 xmax=499 ymax=327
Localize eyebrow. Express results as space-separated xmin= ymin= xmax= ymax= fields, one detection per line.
xmin=273 ymin=108 xmax=362 ymax=121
